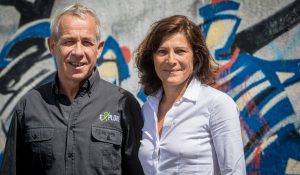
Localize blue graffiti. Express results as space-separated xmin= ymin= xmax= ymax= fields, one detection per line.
xmin=200 ymin=1 xmax=300 ymax=174
xmin=137 ymin=88 xmax=147 ymax=102
xmin=0 ymin=20 xmax=50 ymax=68
xmin=97 ymin=36 xmax=130 ymax=83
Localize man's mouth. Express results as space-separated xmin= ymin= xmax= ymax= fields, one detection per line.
xmin=69 ymin=62 xmax=85 ymax=67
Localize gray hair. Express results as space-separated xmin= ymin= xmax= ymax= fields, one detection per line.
xmin=50 ymin=3 xmax=101 ymax=43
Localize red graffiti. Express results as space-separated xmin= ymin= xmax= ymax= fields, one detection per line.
xmin=121 ymin=46 xmax=131 ymax=64
xmin=212 ymin=0 xmax=228 ymax=6
xmin=249 ymin=145 xmax=262 ymax=175
xmin=214 ymin=47 xmax=240 ymax=91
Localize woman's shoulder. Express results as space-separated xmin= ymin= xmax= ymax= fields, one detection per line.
xmin=202 ymin=85 xmax=236 ymax=107
xmin=141 ymin=97 xmax=154 ymax=111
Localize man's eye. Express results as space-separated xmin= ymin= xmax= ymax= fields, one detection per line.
xmin=82 ymin=41 xmax=94 ymax=47
xmin=62 ymin=40 xmax=74 ymax=45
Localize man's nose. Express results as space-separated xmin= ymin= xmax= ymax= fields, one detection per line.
xmin=72 ymin=42 xmax=84 ymax=56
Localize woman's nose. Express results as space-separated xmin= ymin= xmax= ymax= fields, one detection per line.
xmin=166 ymin=51 xmax=176 ymax=65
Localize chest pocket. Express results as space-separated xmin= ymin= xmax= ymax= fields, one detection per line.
xmin=90 ymin=125 xmax=122 ymax=171
xmin=25 ymin=127 xmax=54 ymax=168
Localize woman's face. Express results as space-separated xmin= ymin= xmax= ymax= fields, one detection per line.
xmin=153 ymin=32 xmax=194 ymax=88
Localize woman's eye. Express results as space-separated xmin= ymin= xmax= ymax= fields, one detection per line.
xmin=176 ymin=49 xmax=186 ymax=54
xmin=156 ymin=49 xmax=167 ymax=55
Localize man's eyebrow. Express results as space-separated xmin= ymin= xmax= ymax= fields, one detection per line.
xmin=60 ymin=36 xmax=74 ymax=40
xmin=60 ymin=36 xmax=96 ymax=42
xmin=82 ymin=37 xmax=97 ymax=41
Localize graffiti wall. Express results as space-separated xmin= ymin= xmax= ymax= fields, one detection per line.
xmin=0 ymin=0 xmax=299 ymax=174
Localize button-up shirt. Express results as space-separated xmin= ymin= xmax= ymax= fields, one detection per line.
xmin=138 ymin=78 xmax=246 ymax=175
xmin=0 ymin=69 xmax=144 ymax=175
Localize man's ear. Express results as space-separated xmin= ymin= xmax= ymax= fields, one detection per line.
xmin=47 ymin=38 xmax=54 ymax=55
xmin=97 ymin=41 xmax=105 ymax=58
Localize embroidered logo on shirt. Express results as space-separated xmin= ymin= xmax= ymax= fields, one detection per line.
xmin=99 ymin=112 xmax=120 ymax=122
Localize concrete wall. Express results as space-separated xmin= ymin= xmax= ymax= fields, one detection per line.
xmin=0 ymin=0 xmax=299 ymax=174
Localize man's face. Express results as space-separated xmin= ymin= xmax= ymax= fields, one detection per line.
xmin=48 ymin=14 xmax=103 ymax=85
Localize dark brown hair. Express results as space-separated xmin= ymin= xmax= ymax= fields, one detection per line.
xmin=135 ymin=15 xmax=219 ymax=96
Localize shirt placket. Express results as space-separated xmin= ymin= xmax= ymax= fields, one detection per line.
xmin=153 ymin=113 xmax=159 ymax=175
xmin=156 ymin=100 xmax=181 ymax=174
xmin=65 ymin=93 xmax=83 ymax=175
xmin=156 ymin=105 xmax=176 ymax=175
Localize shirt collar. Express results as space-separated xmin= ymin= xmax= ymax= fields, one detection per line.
xmin=51 ymin=74 xmax=59 ymax=95
xmin=51 ymin=67 xmax=100 ymax=95
xmin=181 ymin=78 xmax=201 ymax=103
xmin=146 ymin=88 xmax=163 ymax=112
xmin=147 ymin=77 xmax=201 ymax=107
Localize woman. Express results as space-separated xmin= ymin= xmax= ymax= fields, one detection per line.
xmin=135 ymin=15 xmax=246 ymax=175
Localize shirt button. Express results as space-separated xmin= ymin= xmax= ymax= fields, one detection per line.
xmin=32 ymin=134 xmax=38 ymax=139
xmin=68 ymin=153 xmax=74 ymax=159
xmin=107 ymin=135 xmax=111 ymax=140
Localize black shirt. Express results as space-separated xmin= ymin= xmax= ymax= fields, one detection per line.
xmin=0 ymin=69 xmax=144 ymax=175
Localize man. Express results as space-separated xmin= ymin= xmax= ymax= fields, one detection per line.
xmin=0 ymin=3 xmax=144 ymax=175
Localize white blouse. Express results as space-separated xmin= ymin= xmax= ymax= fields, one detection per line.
xmin=138 ymin=78 xmax=246 ymax=175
